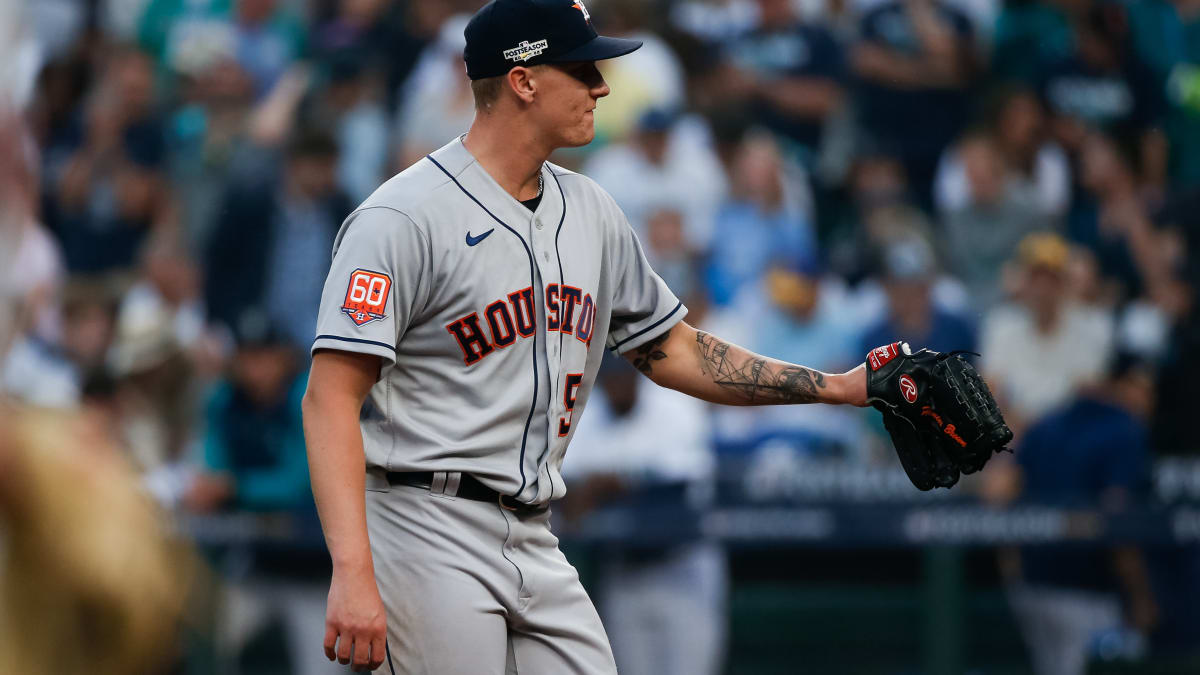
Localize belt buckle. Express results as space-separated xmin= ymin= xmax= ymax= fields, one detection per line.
xmin=498 ymin=494 xmax=520 ymax=511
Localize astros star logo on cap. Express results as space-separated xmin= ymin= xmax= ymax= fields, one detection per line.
xmin=572 ymin=0 xmax=591 ymax=23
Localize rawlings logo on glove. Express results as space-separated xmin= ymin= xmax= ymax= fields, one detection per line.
xmin=866 ymin=342 xmax=1013 ymax=490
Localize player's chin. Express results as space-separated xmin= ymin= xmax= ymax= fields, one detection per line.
xmin=562 ymin=122 xmax=596 ymax=148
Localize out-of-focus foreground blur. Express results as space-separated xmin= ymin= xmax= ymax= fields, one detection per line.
xmin=1 ymin=0 xmax=1199 ymax=673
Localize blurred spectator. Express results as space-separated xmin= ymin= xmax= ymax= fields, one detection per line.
xmin=704 ymin=132 xmax=816 ymax=305
xmin=670 ymin=0 xmax=760 ymax=44
xmin=138 ymin=0 xmax=307 ymax=97
xmin=167 ymin=54 xmax=263 ymax=246
xmin=2 ymin=112 xmax=64 ymax=344
xmin=847 ymin=200 xmax=974 ymax=321
xmin=988 ymin=354 xmax=1157 ymax=675
xmin=187 ymin=309 xmax=309 ymax=513
xmin=1073 ymin=131 xmax=1177 ymax=309
xmin=0 ymin=112 xmax=76 ymax=408
xmin=585 ymin=107 xmax=728 ymax=252
xmin=0 ymin=405 xmax=194 ymax=675
xmin=107 ymin=272 xmax=200 ymax=474
xmin=1139 ymin=187 xmax=1200 ymax=653
xmin=6 ymin=220 xmax=64 ymax=344
xmin=102 ymin=232 xmax=210 ymax=483
xmin=188 ymin=309 xmax=334 ymax=675
xmin=205 ymin=129 xmax=348 ymax=349
xmin=714 ymin=0 xmax=845 ymax=165
xmin=2 ymin=0 xmax=49 ymax=109
xmin=45 ymin=45 xmax=175 ymax=275
xmin=317 ymin=55 xmax=390 ymax=203
xmin=311 ymin=0 xmax=430 ymax=114
xmin=940 ymin=132 xmax=1054 ymax=309
xmin=0 ymin=327 xmax=80 ymax=409
xmin=706 ymin=256 xmax=867 ymax=459
xmin=58 ymin=280 xmax=121 ymax=378
xmin=589 ymin=0 xmax=688 ymax=145
xmin=27 ymin=50 xmax=98 ymax=161
xmin=643 ymin=207 xmax=711 ymax=321
xmin=713 ymin=255 xmax=864 ymax=369
xmin=852 ymin=0 xmax=980 ymax=201
xmin=858 ymin=236 xmax=976 ymax=357
xmin=935 ymin=86 xmax=1071 ymax=221
xmin=980 ymin=233 xmax=1114 ymax=432
xmin=1038 ymin=1 xmax=1167 ymax=191
xmin=822 ymin=150 xmax=912 ymax=280
xmin=1127 ymin=0 xmax=1200 ymax=190
xmin=1149 ymin=186 xmax=1200 ymax=454
xmin=102 ymin=0 xmax=156 ymax=42
xmin=990 ymin=0 xmax=1074 ymax=85
xmin=0 ymin=199 xmax=76 ymax=407
xmin=393 ymin=14 xmax=474 ymax=172
xmin=563 ymin=358 xmax=725 ymax=675
xmin=167 ymin=54 xmax=313 ymax=248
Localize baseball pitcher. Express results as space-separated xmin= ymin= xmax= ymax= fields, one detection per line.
xmin=302 ymin=1 xmax=1011 ymax=672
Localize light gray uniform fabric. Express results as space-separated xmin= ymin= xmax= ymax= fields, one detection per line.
xmin=313 ymin=137 xmax=685 ymax=505
xmin=365 ymin=479 xmax=616 ymax=674
xmin=312 ymin=137 xmax=685 ymax=673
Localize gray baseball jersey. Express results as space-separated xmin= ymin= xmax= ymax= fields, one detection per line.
xmin=312 ymin=136 xmax=685 ymax=505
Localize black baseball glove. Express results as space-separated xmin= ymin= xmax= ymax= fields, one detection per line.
xmin=865 ymin=342 xmax=1013 ymax=490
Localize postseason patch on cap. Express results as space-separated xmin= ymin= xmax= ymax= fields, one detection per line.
xmin=503 ymin=39 xmax=549 ymax=62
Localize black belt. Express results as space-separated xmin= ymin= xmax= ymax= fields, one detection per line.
xmin=386 ymin=471 xmax=546 ymax=514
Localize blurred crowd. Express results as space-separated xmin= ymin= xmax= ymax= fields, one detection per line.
xmin=2 ymin=0 xmax=1200 ymax=673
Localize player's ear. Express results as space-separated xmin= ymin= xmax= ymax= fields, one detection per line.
xmin=506 ymin=66 xmax=538 ymax=104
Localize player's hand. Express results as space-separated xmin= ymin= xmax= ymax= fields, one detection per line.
xmin=324 ymin=564 xmax=387 ymax=671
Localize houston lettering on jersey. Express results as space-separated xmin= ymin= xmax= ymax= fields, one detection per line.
xmin=446 ymin=283 xmax=597 ymax=365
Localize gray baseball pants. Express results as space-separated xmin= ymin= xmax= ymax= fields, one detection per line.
xmin=365 ymin=472 xmax=617 ymax=675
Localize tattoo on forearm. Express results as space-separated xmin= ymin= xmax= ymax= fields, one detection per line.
xmin=694 ymin=330 xmax=827 ymax=404
xmin=629 ymin=328 xmax=671 ymax=375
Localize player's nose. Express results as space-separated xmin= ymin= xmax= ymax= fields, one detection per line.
xmin=583 ymin=62 xmax=609 ymax=98
xmin=592 ymin=77 xmax=610 ymax=99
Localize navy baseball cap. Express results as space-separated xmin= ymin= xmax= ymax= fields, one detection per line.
xmin=463 ymin=0 xmax=642 ymax=80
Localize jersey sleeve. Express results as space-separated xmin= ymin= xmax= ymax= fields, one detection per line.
xmin=604 ymin=205 xmax=687 ymax=354
xmin=311 ymin=207 xmax=430 ymax=366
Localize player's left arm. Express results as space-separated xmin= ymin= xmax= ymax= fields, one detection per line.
xmin=622 ymin=321 xmax=867 ymax=407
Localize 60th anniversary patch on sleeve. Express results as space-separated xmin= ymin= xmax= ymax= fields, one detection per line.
xmin=342 ymin=269 xmax=391 ymax=326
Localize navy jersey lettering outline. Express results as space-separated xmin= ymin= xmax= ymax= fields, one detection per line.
xmin=546 ymin=283 xmax=561 ymax=331
xmin=445 ymin=313 xmax=494 ymax=365
xmin=575 ymin=293 xmax=595 ymax=346
xmin=484 ymin=299 xmax=517 ymax=348
xmin=507 ymin=287 xmax=537 ymax=338
xmin=558 ymin=285 xmax=583 ymax=335
xmin=557 ymin=372 xmax=584 ymax=437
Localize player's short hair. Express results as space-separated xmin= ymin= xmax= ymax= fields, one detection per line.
xmin=471 ymin=75 xmax=505 ymax=111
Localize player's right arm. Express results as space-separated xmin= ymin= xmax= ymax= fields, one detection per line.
xmin=303 ymin=349 xmax=387 ymax=672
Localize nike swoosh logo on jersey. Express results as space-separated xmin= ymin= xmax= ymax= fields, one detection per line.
xmin=466 ymin=229 xmax=495 ymax=246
